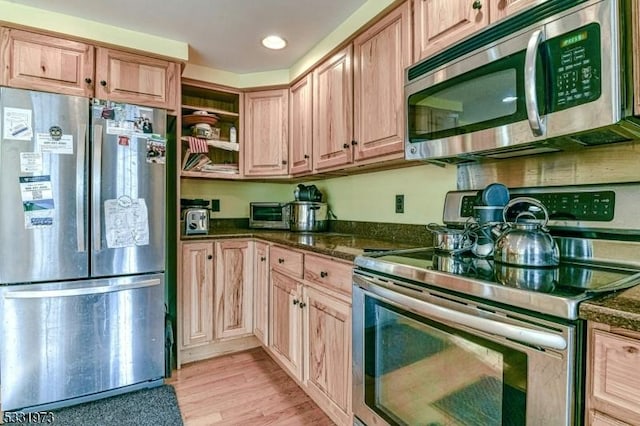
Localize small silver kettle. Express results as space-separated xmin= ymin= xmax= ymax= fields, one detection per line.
xmin=493 ymin=197 xmax=559 ymax=267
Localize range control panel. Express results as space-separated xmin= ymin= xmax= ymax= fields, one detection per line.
xmin=460 ymin=191 xmax=615 ymax=221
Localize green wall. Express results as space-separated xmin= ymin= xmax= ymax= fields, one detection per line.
xmin=180 ymin=163 xmax=457 ymax=225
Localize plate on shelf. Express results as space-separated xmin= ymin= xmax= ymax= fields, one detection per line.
xmin=182 ymin=113 xmax=219 ymax=126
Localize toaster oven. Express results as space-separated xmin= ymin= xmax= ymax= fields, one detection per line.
xmin=249 ymin=202 xmax=290 ymax=229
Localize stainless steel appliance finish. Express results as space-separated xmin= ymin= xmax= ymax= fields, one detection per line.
xmin=249 ymin=202 xmax=291 ymax=229
xmin=289 ymin=201 xmax=328 ymax=232
xmin=353 ymin=183 xmax=640 ymax=425
xmin=405 ymin=0 xmax=640 ymax=162
xmin=184 ymin=208 xmax=209 ymax=235
xmin=0 ymin=274 xmax=164 ymax=411
xmin=0 ymin=87 xmax=166 ymax=411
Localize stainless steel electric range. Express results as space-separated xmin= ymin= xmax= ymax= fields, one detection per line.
xmin=352 ymin=183 xmax=640 ymax=426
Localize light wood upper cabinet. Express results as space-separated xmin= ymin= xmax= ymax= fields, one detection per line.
xmin=489 ymin=0 xmax=542 ymax=22
xmin=353 ymin=2 xmax=411 ymax=163
xmin=269 ymin=270 xmax=304 ymax=380
xmin=304 ymin=285 xmax=352 ymax=425
xmin=243 ymin=88 xmax=289 ymax=176
xmin=289 ymin=74 xmax=314 ymax=175
xmin=587 ymin=322 xmax=640 ymax=425
xmin=313 ymin=45 xmax=353 ymax=171
xmin=214 ymin=239 xmax=253 ymax=340
xmin=95 ymin=47 xmax=178 ymax=110
xmin=180 ymin=241 xmax=215 ymax=348
xmin=0 ymin=28 xmax=94 ymax=97
xmin=413 ymin=0 xmax=489 ymax=62
xmin=253 ymin=241 xmax=270 ymax=345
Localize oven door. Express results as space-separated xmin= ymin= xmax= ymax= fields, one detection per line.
xmin=352 ymin=273 xmax=578 ymax=426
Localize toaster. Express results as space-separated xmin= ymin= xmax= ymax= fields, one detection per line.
xmin=184 ymin=208 xmax=209 ymax=235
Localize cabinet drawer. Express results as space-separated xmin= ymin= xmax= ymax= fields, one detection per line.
xmin=592 ymin=329 xmax=640 ymax=415
xmin=270 ymin=245 xmax=303 ymax=278
xmin=304 ymin=253 xmax=352 ymax=296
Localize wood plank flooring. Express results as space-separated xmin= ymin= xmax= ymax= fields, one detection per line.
xmin=167 ymin=347 xmax=335 ymax=425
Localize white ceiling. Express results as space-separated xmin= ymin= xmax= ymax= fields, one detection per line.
xmin=7 ymin=0 xmax=367 ymax=73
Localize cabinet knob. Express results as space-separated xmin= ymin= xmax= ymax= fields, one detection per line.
xmin=282 ymin=160 xmax=287 ymax=165
xmin=278 ymin=258 xmax=285 ymax=264
xmin=351 ymin=140 xmax=358 ymax=146
xmin=343 ymin=143 xmax=350 ymax=149
xmin=85 ymin=78 xmax=92 ymax=84
xmin=207 ymin=254 xmax=213 ymax=260
xmin=260 ymin=256 xmax=266 ymax=262
xmin=293 ymin=299 xmax=299 ymax=305
xmin=624 ymin=345 xmax=639 ymax=354
xmin=304 ymin=154 xmax=310 ymax=159
xmin=472 ymin=0 xmax=482 ymax=10
xmin=299 ymin=302 xmax=306 ymax=309
xmin=320 ymin=271 xmax=328 ymax=278
xmin=100 ymin=80 xmax=107 ymax=87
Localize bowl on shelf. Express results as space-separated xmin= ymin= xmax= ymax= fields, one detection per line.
xmin=183 ymin=111 xmax=219 ymax=126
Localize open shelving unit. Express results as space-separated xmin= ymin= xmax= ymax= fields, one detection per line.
xmin=180 ymin=79 xmax=242 ymax=179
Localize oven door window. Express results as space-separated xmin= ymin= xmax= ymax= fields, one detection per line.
xmin=364 ymin=296 xmax=527 ymax=425
xmin=251 ymin=206 xmax=284 ymax=221
xmin=407 ymin=50 xmax=543 ymax=143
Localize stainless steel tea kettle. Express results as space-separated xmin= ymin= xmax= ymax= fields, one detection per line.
xmin=493 ymin=197 xmax=559 ymax=267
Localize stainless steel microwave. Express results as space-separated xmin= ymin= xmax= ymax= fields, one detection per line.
xmin=405 ymin=0 xmax=640 ymax=162
xmin=249 ymin=202 xmax=290 ymax=229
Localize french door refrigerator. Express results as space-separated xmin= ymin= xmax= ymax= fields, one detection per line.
xmin=0 ymin=87 xmax=166 ymax=412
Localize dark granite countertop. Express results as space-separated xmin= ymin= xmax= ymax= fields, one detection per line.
xmin=580 ymin=286 xmax=640 ymax=332
xmin=181 ymin=228 xmax=420 ymax=262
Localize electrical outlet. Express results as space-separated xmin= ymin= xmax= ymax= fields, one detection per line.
xmin=395 ymin=194 xmax=404 ymax=214
xmin=211 ymin=199 xmax=220 ymax=212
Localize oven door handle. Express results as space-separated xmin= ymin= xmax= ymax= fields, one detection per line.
xmin=359 ymin=280 xmax=567 ymax=351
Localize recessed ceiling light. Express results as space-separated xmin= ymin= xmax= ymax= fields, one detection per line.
xmin=262 ymin=35 xmax=287 ymax=50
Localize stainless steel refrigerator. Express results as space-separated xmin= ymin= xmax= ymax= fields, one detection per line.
xmin=0 ymin=87 xmax=166 ymax=411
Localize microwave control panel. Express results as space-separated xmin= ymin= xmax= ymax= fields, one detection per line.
xmin=547 ymin=23 xmax=602 ymax=112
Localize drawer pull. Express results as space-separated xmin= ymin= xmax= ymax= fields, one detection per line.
xmin=260 ymin=256 xmax=266 ymax=262
xmin=293 ymin=299 xmax=299 ymax=305
xmin=278 ymin=258 xmax=285 ymax=264
xmin=624 ymin=345 xmax=639 ymax=354
xmin=320 ymin=271 xmax=328 ymax=278
xmin=299 ymin=302 xmax=306 ymax=309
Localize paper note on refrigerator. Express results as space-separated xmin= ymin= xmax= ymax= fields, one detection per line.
xmin=19 ymin=175 xmax=54 ymax=228
xmin=3 ymin=107 xmax=33 ymax=140
xmin=36 ymin=133 xmax=74 ymax=154
xmin=104 ymin=197 xmax=150 ymax=248
xmin=20 ymin=152 xmax=43 ymax=173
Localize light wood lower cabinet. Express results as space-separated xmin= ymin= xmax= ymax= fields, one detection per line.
xmin=304 ymin=285 xmax=352 ymax=425
xmin=267 ymin=245 xmax=352 ymax=425
xmin=269 ymin=269 xmax=304 ymax=379
xmin=180 ymin=241 xmax=215 ymax=348
xmin=214 ymin=239 xmax=253 ymax=340
xmin=587 ymin=321 xmax=640 ymax=425
xmin=179 ymin=239 xmax=258 ymax=365
xmin=253 ymin=241 xmax=270 ymax=345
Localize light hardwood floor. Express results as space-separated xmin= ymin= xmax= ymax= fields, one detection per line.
xmin=167 ymin=347 xmax=336 ymax=425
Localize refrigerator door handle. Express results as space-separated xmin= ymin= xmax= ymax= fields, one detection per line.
xmin=3 ymin=278 xmax=162 ymax=299
xmin=76 ymin=123 xmax=87 ymax=252
xmin=92 ymin=124 xmax=103 ymax=252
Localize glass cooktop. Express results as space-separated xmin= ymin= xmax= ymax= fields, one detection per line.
xmin=355 ymin=247 xmax=640 ymax=320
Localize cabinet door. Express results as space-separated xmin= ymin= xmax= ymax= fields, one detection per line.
xmin=269 ymin=270 xmax=303 ymax=380
xmin=289 ymin=74 xmax=314 ymax=175
xmin=353 ymin=2 xmax=411 ymax=163
xmin=214 ymin=240 xmax=253 ymax=340
xmin=243 ymin=89 xmax=289 ymax=176
xmin=253 ymin=241 xmax=270 ymax=345
xmin=0 ymin=28 xmax=94 ymax=97
xmin=413 ymin=0 xmax=489 ymax=62
xmin=304 ymin=286 xmax=352 ymax=423
xmin=489 ymin=0 xmax=542 ymax=22
xmin=633 ymin=0 xmax=640 ymax=116
xmin=95 ymin=47 xmax=178 ymax=110
xmin=180 ymin=242 xmax=215 ymax=348
xmin=313 ymin=45 xmax=353 ymax=171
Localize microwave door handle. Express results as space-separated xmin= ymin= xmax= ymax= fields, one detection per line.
xmin=524 ymin=29 xmax=546 ymax=137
